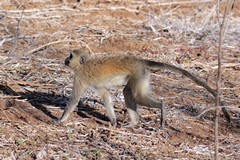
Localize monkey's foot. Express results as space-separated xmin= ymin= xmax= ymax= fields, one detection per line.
xmin=159 ymin=120 xmax=165 ymax=129
xmin=50 ymin=119 xmax=62 ymax=125
xmin=122 ymin=123 xmax=137 ymax=128
xmin=110 ymin=121 xmax=117 ymax=127
xmin=159 ymin=124 xmax=164 ymax=130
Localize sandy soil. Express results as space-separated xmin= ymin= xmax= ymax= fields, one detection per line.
xmin=0 ymin=0 xmax=239 ymax=159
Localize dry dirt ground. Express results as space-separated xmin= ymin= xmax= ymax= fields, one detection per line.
xmin=0 ymin=0 xmax=239 ymax=159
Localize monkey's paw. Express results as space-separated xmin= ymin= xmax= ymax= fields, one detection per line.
xmin=50 ymin=119 xmax=61 ymax=125
xmin=122 ymin=123 xmax=137 ymax=128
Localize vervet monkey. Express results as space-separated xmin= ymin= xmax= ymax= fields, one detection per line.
xmin=54 ymin=48 xmax=230 ymax=127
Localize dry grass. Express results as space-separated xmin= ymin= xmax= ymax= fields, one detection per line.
xmin=0 ymin=0 xmax=239 ymax=159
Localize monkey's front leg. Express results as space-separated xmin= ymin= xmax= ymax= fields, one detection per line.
xmin=57 ymin=100 xmax=80 ymax=123
xmin=53 ymin=84 xmax=84 ymax=124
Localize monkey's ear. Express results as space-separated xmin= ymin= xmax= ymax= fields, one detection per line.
xmin=80 ymin=56 xmax=86 ymax=64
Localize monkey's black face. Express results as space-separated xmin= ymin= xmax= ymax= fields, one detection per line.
xmin=65 ymin=56 xmax=70 ymax=66
xmin=65 ymin=49 xmax=90 ymax=69
xmin=65 ymin=53 xmax=72 ymax=66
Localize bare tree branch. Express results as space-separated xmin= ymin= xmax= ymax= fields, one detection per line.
xmin=215 ymin=0 xmax=235 ymax=159
xmin=9 ymin=5 xmax=25 ymax=55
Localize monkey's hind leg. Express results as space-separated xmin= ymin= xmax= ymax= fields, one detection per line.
xmin=123 ymin=84 xmax=139 ymax=128
xmin=136 ymin=95 xmax=166 ymax=129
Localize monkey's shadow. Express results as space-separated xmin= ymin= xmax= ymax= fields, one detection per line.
xmin=0 ymin=84 xmax=109 ymax=124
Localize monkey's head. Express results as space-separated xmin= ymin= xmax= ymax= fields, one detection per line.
xmin=65 ymin=49 xmax=91 ymax=69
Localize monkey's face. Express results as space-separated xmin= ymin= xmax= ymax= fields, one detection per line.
xmin=65 ymin=49 xmax=90 ymax=69
xmin=64 ymin=53 xmax=72 ymax=66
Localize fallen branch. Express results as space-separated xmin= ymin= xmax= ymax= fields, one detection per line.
xmin=7 ymin=80 xmax=60 ymax=88
xmin=98 ymin=127 xmax=161 ymax=140
xmin=0 ymin=95 xmax=22 ymax=99
xmin=10 ymin=5 xmax=25 ymax=54
xmin=27 ymin=39 xmax=93 ymax=56
xmin=197 ymin=105 xmax=240 ymax=118
xmin=145 ymin=0 xmax=214 ymax=6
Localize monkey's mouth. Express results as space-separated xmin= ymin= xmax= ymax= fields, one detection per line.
xmin=65 ymin=61 xmax=69 ymax=66
xmin=65 ymin=59 xmax=70 ymax=66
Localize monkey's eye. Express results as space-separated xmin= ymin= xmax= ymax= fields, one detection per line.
xmin=69 ymin=53 xmax=73 ymax=59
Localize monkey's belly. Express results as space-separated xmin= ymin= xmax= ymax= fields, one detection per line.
xmin=97 ymin=75 xmax=129 ymax=88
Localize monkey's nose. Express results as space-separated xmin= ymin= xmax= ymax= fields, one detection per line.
xmin=65 ymin=59 xmax=70 ymax=66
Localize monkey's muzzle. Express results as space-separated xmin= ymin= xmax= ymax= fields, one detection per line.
xmin=65 ymin=57 xmax=70 ymax=66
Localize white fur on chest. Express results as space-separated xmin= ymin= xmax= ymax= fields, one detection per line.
xmin=96 ymin=74 xmax=129 ymax=88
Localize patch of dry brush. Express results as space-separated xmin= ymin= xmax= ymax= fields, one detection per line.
xmin=0 ymin=0 xmax=239 ymax=159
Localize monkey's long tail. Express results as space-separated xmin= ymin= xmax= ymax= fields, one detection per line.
xmin=145 ymin=60 xmax=216 ymax=97
xmin=145 ymin=60 xmax=231 ymax=124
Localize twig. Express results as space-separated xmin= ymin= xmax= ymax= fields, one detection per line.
xmin=98 ymin=127 xmax=161 ymax=140
xmin=0 ymin=6 xmax=77 ymax=13
xmin=215 ymin=0 xmax=235 ymax=159
xmin=10 ymin=5 xmax=25 ymax=55
xmin=1 ymin=71 xmax=25 ymax=93
xmin=80 ymin=110 xmax=110 ymax=126
xmin=197 ymin=105 xmax=240 ymax=118
xmin=27 ymin=39 xmax=94 ymax=56
xmin=147 ymin=0 xmax=214 ymax=6
xmin=0 ymin=95 xmax=22 ymax=99
xmin=7 ymin=80 xmax=60 ymax=88
xmin=211 ymin=63 xmax=240 ymax=69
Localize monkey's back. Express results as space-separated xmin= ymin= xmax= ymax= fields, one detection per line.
xmin=76 ymin=56 xmax=143 ymax=88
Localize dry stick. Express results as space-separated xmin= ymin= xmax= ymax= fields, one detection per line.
xmin=27 ymin=39 xmax=93 ymax=56
xmin=98 ymin=127 xmax=160 ymax=140
xmin=10 ymin=6 xmax=25 ymax=55
xmin=0 ymin=95 xmax=21 ymax=99
xmin=215 ymin=0 xmax=235 ymax=159
xmin=147 ymin=0 xmax=214 ymax=6
xmin=197 ymin=105 xmax=240 ymax=118
xmin=2 ymin=70 xmax=25 ymax=93
xmin=7 ymin=80 xmax=60 ymax=88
